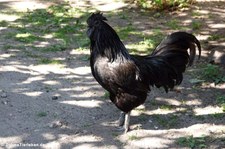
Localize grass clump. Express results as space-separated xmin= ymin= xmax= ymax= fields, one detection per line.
xmin=116 ymin=25 xmax=137 ymax=40
xmin=211 ymin=113 xmax=224 ymax=119
xmin=37 ymin=44 xmax=67 ymax=52
xmin=127 ymin=29 xmax=164 ymax=54
xmin=177 ymin=135 xmax=207 ymax=148
xmin=191 ymin=11 xmax=202 ymax=17
xmin=131 ymin=0 xmax=192 ymax=10
xmin=191 ymin=21 xmax=202 ymax=30
xmin=190 ymin=64 xmax=225 ymax=85
xmin=79 ymin=55 xmax=90 ymax=61
xmin=102 ymin=91 xmax=110 ymax=99
xmin=3 ymin=45 xmax=26 ymax=51
xmin=154 ymin=114 xmax=178 ymax=128
xmin=37 ymin=111 xmax=48 ymax=117
xmin=201 ymin=64 xmax=225 ymax=84
xmin=0 ymin=20 xmax=9 ymax=27
xmin=160 ymin=104 xmax=175 ymax=110
xmin=38 ymin=58 xmax=63 ymax=65
xmin=208 ymin=34 xmax=224 ymax=41
xmin=166 ymin=19 xmax=181 ymax=29
xmin=2 ymin=2 xmax=90 ymax=51
xmin=15 ymin=33 xmax=43 ymax=43
xmin=128 ymin=135 xmax=140 ymax=141
xmin=216 ymin=95 xmax=225 ymax=105
xmin=216 ymin=95 xmax=225 ymax=112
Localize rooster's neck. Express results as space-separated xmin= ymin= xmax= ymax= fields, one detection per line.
xmin=91 ymin=35 xmax=130 ymax=62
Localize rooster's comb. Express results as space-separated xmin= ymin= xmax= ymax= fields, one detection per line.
xmin=87 ymin=12 xmax=107 ymax=25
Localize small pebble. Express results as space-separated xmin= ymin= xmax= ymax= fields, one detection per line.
xmin=52 ymin=96 xmax=60 ymax=100
xmin=1 ymin=92 xmax=7 ymax=98
xmin=2 ymin=101 xmax=8 ymax=105
xmin=148 ymin=119 xmax=153 ymax=123
xmin=49 ymin=123 xmax=58 ymax=128
xmin=49 ymin=120 xmax=68 ymax=128
xmin=81 ymin=130 xmax=88 ymax=134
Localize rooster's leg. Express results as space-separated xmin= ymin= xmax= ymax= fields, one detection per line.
xmin=118 ymin=112 xmax=125 ymax=126
xmin=124 ymin=111 xmax=131 ymax=133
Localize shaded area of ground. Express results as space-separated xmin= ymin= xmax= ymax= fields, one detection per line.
xmin=0 ymin=0 xmax=224 ymax=148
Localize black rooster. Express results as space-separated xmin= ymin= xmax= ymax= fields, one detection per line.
xmin=86 ymin=12 xmax=201 ymax=133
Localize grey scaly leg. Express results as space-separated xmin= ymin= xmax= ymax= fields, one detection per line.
xmin=118 ymin=112 xmax=125 ymax=126
xmin=124 ymin=111 xmax=131 ymax=133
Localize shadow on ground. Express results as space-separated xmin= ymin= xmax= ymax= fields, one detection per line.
xmin=0 ymin=0 xmax=224 ymax=148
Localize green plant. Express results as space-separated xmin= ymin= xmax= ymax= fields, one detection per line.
xmin=102 ymin=91 xmax=110 ymax=99
xmin=135 ymin=107 xmax=146 ymax=113
xmin=208 ymin=34 xmax=223 ymax=41
xmin=2 ymin=2 xmax=90 ymax=52
xmin=192 ymin=21 xmax=202 ymax=30
xmin=222 ymin=104 xmax=225 ymax=112
xmin=15 ymin=33 xmax=43 ymax=43
xmin=202 ymin=64 xmax=225 ymax=84
xmin=2 ymin=44 xmax=26 ymax=51
xmin=38 ymin=58 xmax=63 ymax=65
xmin=134 ymin=0 xmax=192 ymax=10
xmin=177 ymin=135 xmax=207 ymax=148
xmin=166 ymin=19 xmax=180 ymax=29
xmin=43 ymin=85 xmax=54 ymax=92
xmin=191 ymin=11 xmax=202 ymax=17
xmin=82 ymin=123 xmax=92 ymax=128
xmin=194 ymin=115 xmax=206 ymax=121
xmin=36 ymin=44 xmax=67 ymax=52
xmin=216 ymin=95 xmax=225 ymax=105
xmin=127 ymin=29 xmax=164 ymax=54
xmin=79 ymin=55 xmax=90 ymax=61
xmin=154 ymin=115 xmax=178 ymax=128
xmin=37 ymin=111 xmax=48 ymax=117
xmin=211 ymin=113 xmax=224 ymax=119
xmin=23 ymin=51 xmax=40 ymax=58
xmin=128 ymin=135 xmax=139 ymax=141
xmin=112 ymin=132 xmax=119 ymax=137
xmin=160 ymin=104 xmax=175 ymax=110
xmin=116 ymin=25 xmax=136 ymax=40
xmin=203 ymin=64 xmax=219 ymax=78
xmin=138 ymin=114 xmax=148 ymax=122
xmin=0 ymin=20 xmax=9 ymax=27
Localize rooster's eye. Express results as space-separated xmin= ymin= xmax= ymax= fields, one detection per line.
xmin=94 ymin=20 xmax=100 ymax=26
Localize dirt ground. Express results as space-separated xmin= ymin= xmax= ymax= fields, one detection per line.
xmin=0 ymin=0 xmax=225 ymax=149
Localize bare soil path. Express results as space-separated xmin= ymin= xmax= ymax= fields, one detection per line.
xmin=0 ymin=0 xmax=224 ymax=148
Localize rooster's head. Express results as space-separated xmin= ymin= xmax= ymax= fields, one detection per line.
xmin=86 ymin=12 xmax=107 ymax=39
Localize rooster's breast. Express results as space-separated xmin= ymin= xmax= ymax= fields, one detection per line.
xmin=91 ymin=56 xmax=138 ymax=92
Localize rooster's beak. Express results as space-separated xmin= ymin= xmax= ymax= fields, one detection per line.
xmin=86 ymin=27 xmax=93 ymax=38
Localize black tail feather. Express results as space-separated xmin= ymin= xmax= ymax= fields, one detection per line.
xmin=138 ymin=32 xmax=201 ymax=92
xmin=153 ymin=32 xmax=201 ymax=66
